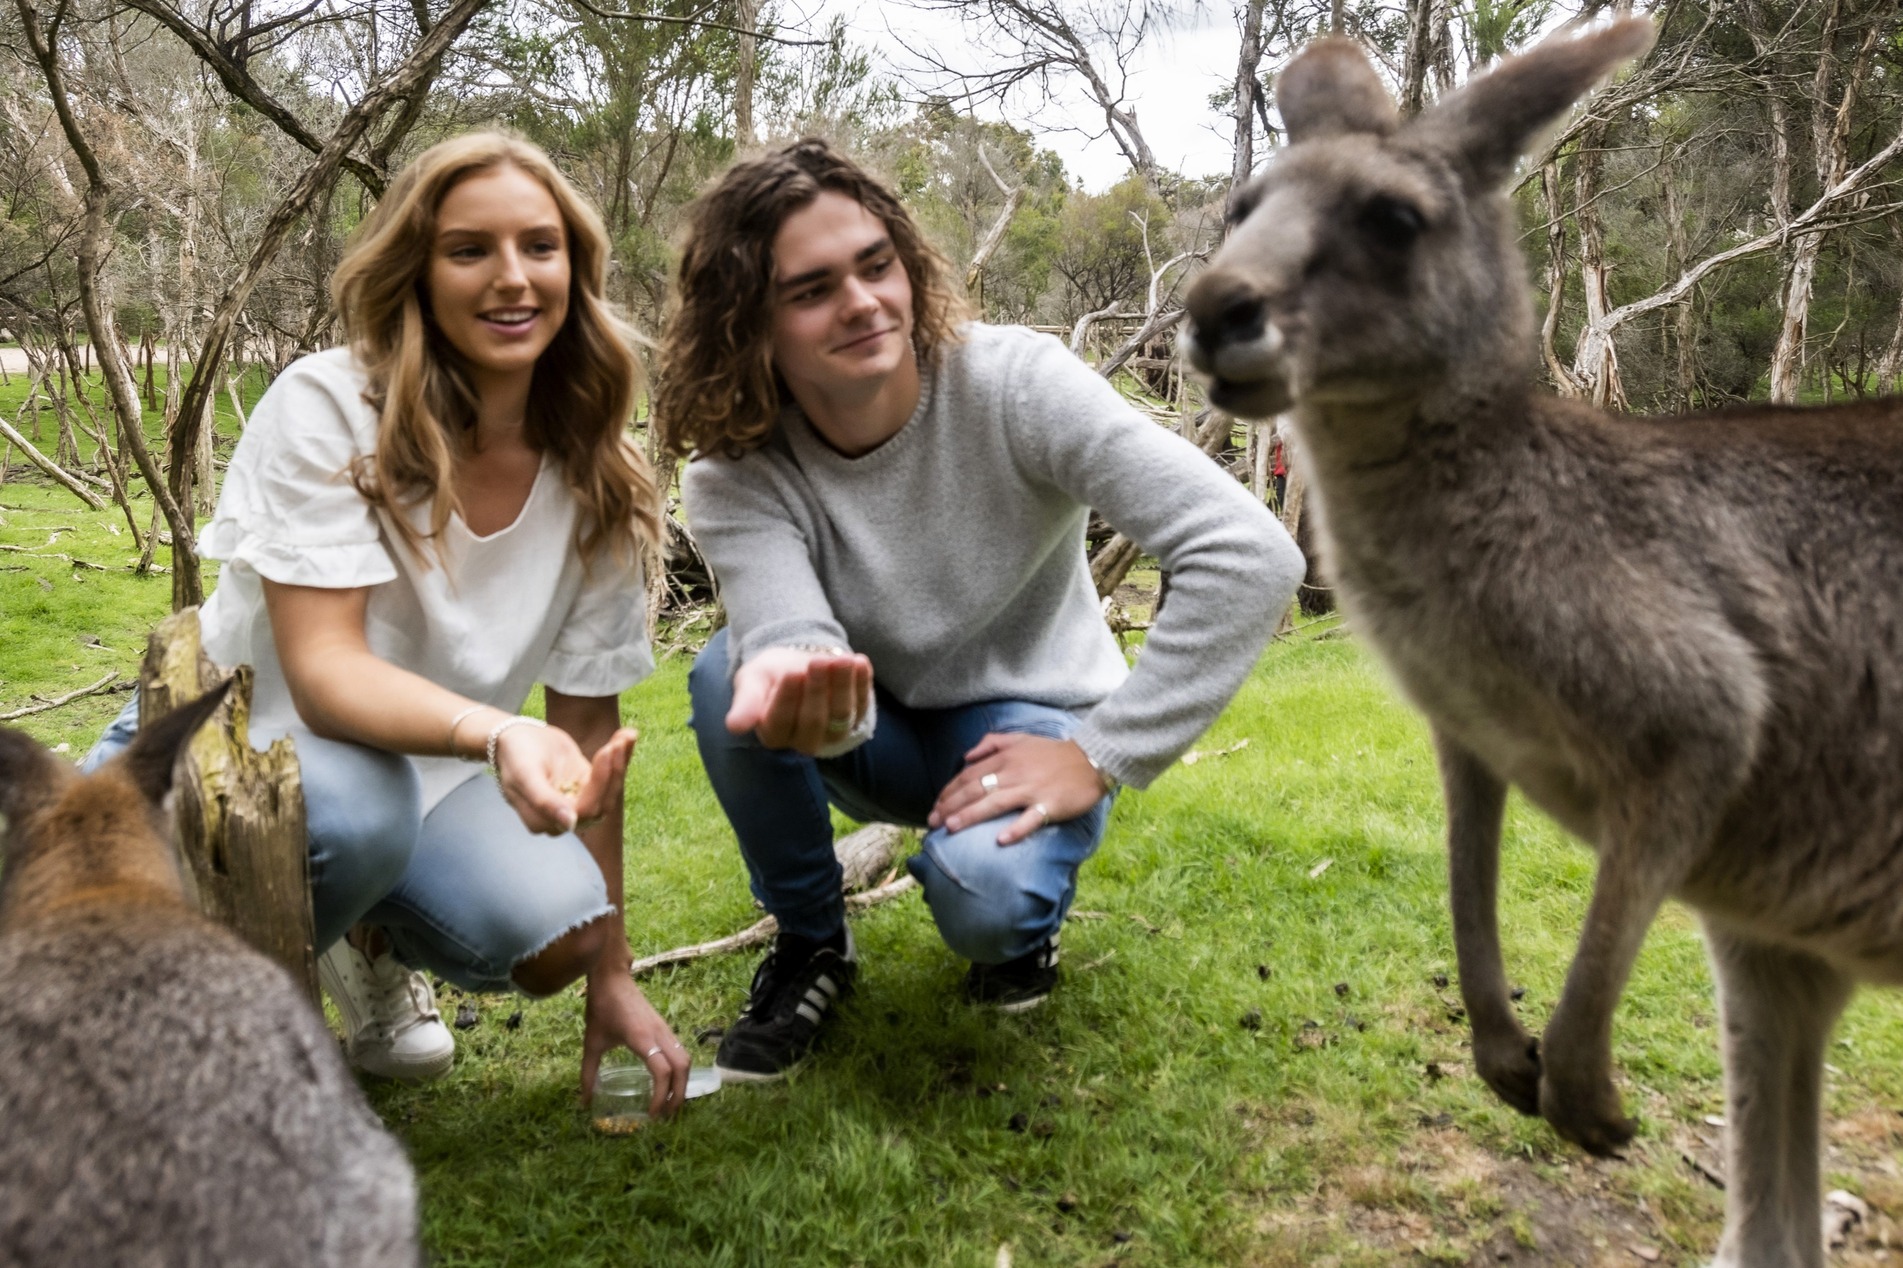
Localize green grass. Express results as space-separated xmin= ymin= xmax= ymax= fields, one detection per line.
xmin=8 ymin=390 xmax=1903 ymax=1265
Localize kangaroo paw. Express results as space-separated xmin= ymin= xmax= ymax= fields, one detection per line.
xmin=1539 ymin=1070 xmax=1636 ymax=1158
xmin=1474 ymin=1029 xmax=1542 ymax=1117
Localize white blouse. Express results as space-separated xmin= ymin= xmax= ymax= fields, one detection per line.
xmin=197 ymin=347 xmax=654 ymax=811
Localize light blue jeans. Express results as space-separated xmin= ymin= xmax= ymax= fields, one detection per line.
xmin=688 ymin=628 xmax=1114 ymax=964
xmin=84 ymin=695 xmax=615 ymax=993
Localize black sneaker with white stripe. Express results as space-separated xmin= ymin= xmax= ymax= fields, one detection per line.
xmin=714 ymin=928 xmax=857 ymax=1082
xmin=963 ymin=935 xmax=1059 ymax=1012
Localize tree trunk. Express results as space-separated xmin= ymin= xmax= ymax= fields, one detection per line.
xmin=1231 ymin=0 xmax=1268 ymax=183
xmin=1571 ymin=118 xmax=1627 ymax=410
xmin=17 ymin=0 xmax=199 ymax=594
xmin=1400 ymin=0 xmax=1433 ymax=116
xmin=1539 ymin=162 xmax=1583 ymax=396
xmin=734 ymin=0 xmax=760 ymax=147
xmin=140 ymin=609 xmax=316 ymax=1005
xmin=1768 ymin=3 xmax=1877 ymax=404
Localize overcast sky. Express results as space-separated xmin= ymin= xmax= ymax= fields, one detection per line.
xmin=807 ymin=1 xmax=1252 ymax=191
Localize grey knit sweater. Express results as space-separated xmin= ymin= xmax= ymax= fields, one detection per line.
xmin=681 ymin=323 xmax=1304 ymax=789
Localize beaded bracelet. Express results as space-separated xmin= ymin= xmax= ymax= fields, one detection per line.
xmin=485 ymin=716 xmax=546 ymax=770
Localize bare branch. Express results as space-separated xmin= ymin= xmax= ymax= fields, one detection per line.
xmin=965 ymin=145 xmax=1026 ymax=294
xmin=121 ymin=0 xmax=388 ymax=195
xmin=566 ymin=0 xmax=827 ymax=46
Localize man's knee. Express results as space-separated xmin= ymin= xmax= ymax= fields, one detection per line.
xmin=909 ymin=827 xmax=1061 ymax=965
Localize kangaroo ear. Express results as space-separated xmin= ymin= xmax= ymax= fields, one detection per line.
xmin=1278 ymin=38 xmax=1400 ymax=145
xmin=0 ymin=727 xmax=62 ymax=830
xmin=120 ymin=681 xmax=232 ymax=807
xmin=1411 ymin=18 xmax=1655 ymax=189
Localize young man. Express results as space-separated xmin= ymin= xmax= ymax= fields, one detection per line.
xmin=654 ymin=140 xmax=1303 ymax=1082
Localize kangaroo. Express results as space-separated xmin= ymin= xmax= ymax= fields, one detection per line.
xmin=1184 ymin=19 xmax=1903 ymax=1268
xmin=0 ymin=688 xmax=420 ymax=1268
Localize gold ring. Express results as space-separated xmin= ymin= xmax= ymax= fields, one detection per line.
xmin=826 ymin=718 xmax=850 ymax=734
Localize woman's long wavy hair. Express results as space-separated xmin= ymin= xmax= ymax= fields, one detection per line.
xmin=653 ymin=138 xmax=973 ymax=461
xmin=331 ymin=131 xmax=660 ymax=566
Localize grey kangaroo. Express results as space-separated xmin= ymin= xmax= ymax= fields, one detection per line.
xmin=0 ymin=688 xmax=419 ymax=1268
xmin=1184 ymin=19 xmax=1903 ymax=1268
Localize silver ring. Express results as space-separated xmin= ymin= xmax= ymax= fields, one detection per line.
xmin=1033 ymin=803 xmax=1049 ymax=826
xmin=644 ymin=1046 xmax=664 ymax=1058
xmin=980 ymin=773 xmax=1000 ymax=792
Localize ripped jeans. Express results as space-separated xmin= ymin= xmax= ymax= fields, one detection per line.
xmin=688 ymin=628 xmax=1113 ymax=965
xmin=83 ymin=695 xmax=615 ymax=993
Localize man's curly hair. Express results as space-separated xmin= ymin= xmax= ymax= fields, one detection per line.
xmin=653 ymin=138 xmax=972 ymax=461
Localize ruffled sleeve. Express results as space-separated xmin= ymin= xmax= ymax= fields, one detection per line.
xmin=541 ymin=543 xmax=656 ymax=698
xmin=199 ymin=349 xmax=398 ymax=589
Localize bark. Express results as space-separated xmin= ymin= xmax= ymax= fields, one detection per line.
xmin=140 ymin=609 xmax=315 ymax=1005
xmin=1660 ymin=151 xmax=1697 ymax=410
xmin=1572 ymin=118 xmax=1627 ymax=410
xmin=734 ymin=0 xmax=760 ymax=147
xmin=1539 ymin=162 xmax=1583 ymax=396
xmin=160 ymin=0 xmax=489 ymax=610
xmin=1768 ymin=5 xmax=1878 ymax=404
xmin=1400 ymin=0 xmax=1433 ymax=116
xmin=1231 ymin=0 xmax=1268 ymax=185
xmin=965 ymin=146 xmax=1025 ymax=299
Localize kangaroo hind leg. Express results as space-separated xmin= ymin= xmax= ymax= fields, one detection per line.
xmin=1704 ymin=923 xmax=1851 ymax=1268
xmin=1435 ymin=732 xmax=1540 ymax=1116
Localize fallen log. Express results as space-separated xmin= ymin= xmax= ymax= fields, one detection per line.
xmin=630 ymin=824 xmax=913 ymax=979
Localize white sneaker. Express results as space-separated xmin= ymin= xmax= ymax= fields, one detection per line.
xmin=317 ymin=937 xmax=456 ymax=1082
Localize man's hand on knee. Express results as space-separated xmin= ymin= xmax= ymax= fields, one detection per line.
xmin=930 ymin=734 xmax=1107 ymax=845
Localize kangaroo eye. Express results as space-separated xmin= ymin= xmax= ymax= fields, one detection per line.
xmin=1359 ymin=196 xmax=1424 ymax=251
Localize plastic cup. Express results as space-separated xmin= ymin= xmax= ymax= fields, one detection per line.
xmin=591 ymin=1058 xmax=722 ymax=1134
xmin=591 ymin=1057 xmax=653 ymax=1135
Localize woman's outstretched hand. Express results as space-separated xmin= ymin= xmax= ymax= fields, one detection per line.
xmin=929 ymin=734 xmax=1109 ymax=845
xmin=728 ymin=646 xmax=872 ymax=754
xmin=495 ymin=723 xmax=637 ymax=835
xmin=580 ymin=973 xmax=691 ymax=1122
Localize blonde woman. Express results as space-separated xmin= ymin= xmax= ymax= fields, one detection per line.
xmin=83 ymin=133 xmax=691 ymax=1113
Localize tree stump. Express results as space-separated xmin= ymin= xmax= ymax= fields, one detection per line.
xmin=140 ymin=608 xmax=316 ymax=1004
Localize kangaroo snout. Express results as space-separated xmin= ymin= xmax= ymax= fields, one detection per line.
xmin=1183 ymin=271 xmax=1290 ymax=419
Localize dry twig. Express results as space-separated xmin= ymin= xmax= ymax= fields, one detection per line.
xmin=0 ymin=670 xmax=120 ymax=721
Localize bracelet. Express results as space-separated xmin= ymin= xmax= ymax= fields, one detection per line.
xmin=785 ymin=642 xmax=849 ymax=657
xmin=447 ymin=705 xmax=487 ymax=759
xmin=1081 ymin=748 xmax=1120 ymax=795
xmin=485 ymin=716 xmax=546 ymax=771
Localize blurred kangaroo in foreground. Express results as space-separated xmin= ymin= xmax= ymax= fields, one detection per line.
xmin=1185 ymin=19 xmax=1903 ymax=1268
xmin=0 ymin=688 xmax=419 ymax=1268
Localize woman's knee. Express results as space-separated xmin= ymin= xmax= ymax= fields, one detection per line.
xmin=511 ymin=913 xmax=613 ymax=996
xmin=304 ymin=740 xmax=422 ymax=920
